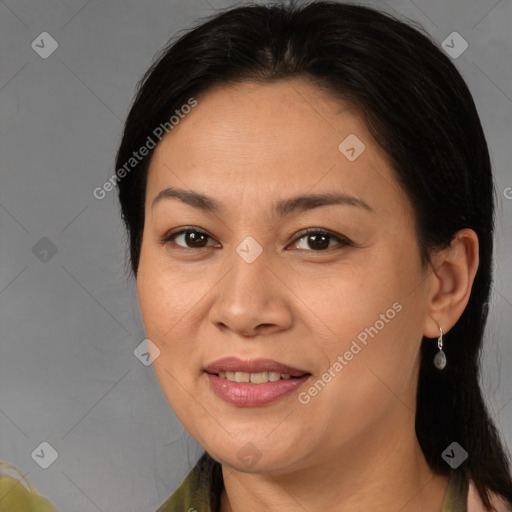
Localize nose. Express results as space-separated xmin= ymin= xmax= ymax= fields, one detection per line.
xmin=208 ymin=243 xmax=293 ymax=337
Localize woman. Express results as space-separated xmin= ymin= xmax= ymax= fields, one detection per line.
xmin=115 ymin=1 xmax=512 ymax=511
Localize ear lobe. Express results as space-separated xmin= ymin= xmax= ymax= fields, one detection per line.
xmin=422 ymin=228 xmax=479 ymax=339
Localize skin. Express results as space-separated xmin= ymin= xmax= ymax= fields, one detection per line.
xmin=136 ymin=79 xmax=479 ymax=511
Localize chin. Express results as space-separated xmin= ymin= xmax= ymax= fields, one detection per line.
xmin=208 ymin=441 xmax=305 ymax=475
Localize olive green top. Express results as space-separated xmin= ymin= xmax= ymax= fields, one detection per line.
xmin=156 ymin=461 xmax=468 ymax=512
xmin=0 ymin=459 xmax=467 ymax=512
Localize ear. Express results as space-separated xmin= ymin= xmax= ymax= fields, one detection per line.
xmin=422 ymin=228 xmax=479 ymax=338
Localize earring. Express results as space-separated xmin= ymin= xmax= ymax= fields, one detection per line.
xmin=433 ymin=327 xmax=446 ymax=370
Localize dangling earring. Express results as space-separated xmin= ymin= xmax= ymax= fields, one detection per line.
xmin=433 ymin=327 xmax=446 ymax=370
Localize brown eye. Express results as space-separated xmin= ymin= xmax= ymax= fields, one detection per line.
xmin=163 ymin=229 xmax=219 ymax=249
xmin=291 ymin=229 xmax=351 ymax=251
xmin=161 ymin=227 xmax=350 ymax=252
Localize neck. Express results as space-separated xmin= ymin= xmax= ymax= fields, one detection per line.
xmin=220 ymin=412 xmax=449 ymax=512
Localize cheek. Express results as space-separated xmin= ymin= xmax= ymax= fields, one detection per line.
xmin=137 ymin=244 xmax=194 ymax=340
xmin=312 ymin=253 xmax=424 ymax=413
xmin=306 ymin=308 xmax=421 ymax=444
xmin=136 ymin=250 xmax=194 ymax=382
xmin=136 ymin=244 xmax=216 ymax=390
xmin=137 ymin=253 xmax=204 ymax=427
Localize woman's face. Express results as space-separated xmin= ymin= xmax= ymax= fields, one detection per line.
xmin=137 ymin=79 xmax=434 ymax=473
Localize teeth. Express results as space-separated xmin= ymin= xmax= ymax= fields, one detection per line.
xmin=217 ymin=371 xmax=294 ymax=383
xmin=250 ymin=371 xmax=268 ymax=384
xmin=235 ymin=371 xmax=250 ymax=383
xmin=269 ymin=372 xmax=281 ymax=382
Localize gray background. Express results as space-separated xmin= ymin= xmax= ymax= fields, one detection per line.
xmin=1 ymin=0 xmax=511 ymax=510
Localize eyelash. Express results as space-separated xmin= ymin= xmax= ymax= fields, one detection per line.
xmin=160 ymin=227 xmax=352 ymax=253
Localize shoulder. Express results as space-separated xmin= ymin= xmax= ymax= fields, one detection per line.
xmin=156 ymin=462 xmax=212 ymax=512
xmin=467 ymin=481 xmax=512 ymax=512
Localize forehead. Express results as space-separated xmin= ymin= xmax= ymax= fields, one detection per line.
xmin=145 ymin=79 xmax=406 ymax=219
xmin=152 ymin=79 xmax=369 ymax=161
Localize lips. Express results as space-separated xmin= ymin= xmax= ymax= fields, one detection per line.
xmin=204 ymin=357 xmax=310 ymax=378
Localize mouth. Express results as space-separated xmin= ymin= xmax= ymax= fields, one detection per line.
xmin=203 ymin=356 xmax=311 ymax=384
xmin=207 ymin=370 xmax=310 ymax=384
xmin=204 ymin=359 xmax=312 ymax=406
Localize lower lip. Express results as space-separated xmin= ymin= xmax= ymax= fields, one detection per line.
xmin=205 ymin=373 xmax=311 ymax=407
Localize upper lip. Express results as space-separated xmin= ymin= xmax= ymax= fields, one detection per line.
xmin=204 ymin=357 xmax=310 ymax=377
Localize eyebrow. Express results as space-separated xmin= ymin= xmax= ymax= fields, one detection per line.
xmin=151 ymin=187 xmax=373 ymax=217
